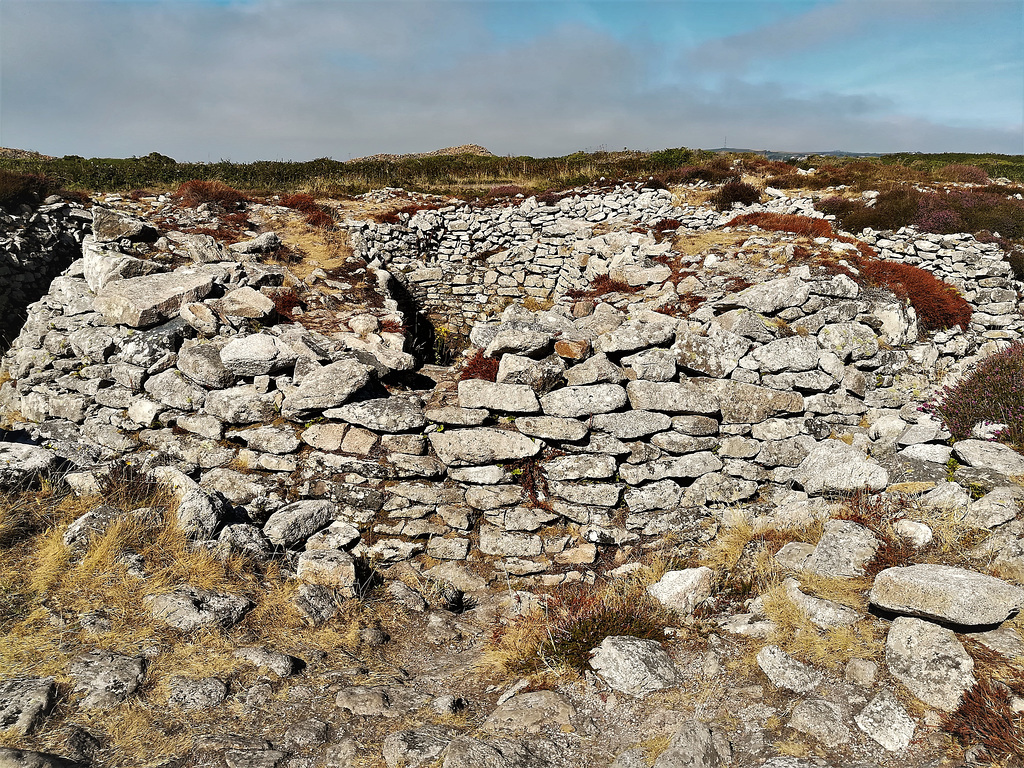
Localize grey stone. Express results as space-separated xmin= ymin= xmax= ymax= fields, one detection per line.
xmin=694 ymin=379 xmax=804 ymax=424
xmin=145 ymin=586 xmax=252 ymax=631
xmin=167 ymin=676 xmax=227 ymax=709
xmin=0 ymin=678 xmax=54 ymax=735
xmin=540 ymin=384 xmax=627 ymax=417
xmin=885 ymin=616 xmax=975 ymax=711
xmin=543 ymin=453 xmax=616 ymax=481
xmin=734 ymin=275 xmax=811 ymax=314
xmin=483 ymin=691 xmax=576 ymax=734
xmin=756 ymin=646 xmax=821 ymax=692
xmin=205 ymin=385 xmax=278 ymax=424
xmin=625 ymin=380 xmax=718 ymax=415
xmin=870 ymin=564 xmax=1024 ymax=626
xmin=592 ymin=411 xmax=672 ymax=439
xmin=459 ymin=380 xmax=540 ymax=413
xmin=226 ymin=425 xmax=299 ymax=454
xmin=429 ymin=428 xmax=541 ymax=466
xmin=855 ymin=689 xmax=915 ymax=751
xmin=143 ymin=369 xmax=207 ymax=411
xmin=817 ymin=322 xmax=880 ymax=362
xmin=263 ymin=500 xmax=335 ymax=547
xmin=514 ymin=416 xmax=588 ymax=441
xmin=177 ymin=343 xmax=235 ymax=389
xmin=326 ymin=396 xmax=426 ymax=432
xmin=788 ymin=698 xmax=851 ymax=748
xmin=647 ymin=568 xmax=714 ymax=614
xmin=91 ymin=207 xmax=152 ymax=242
xmin=564 ymin=353 xmax=625 ymax=386
xmin=793 ymin=442 xmax=889 ymax=495
xmin=624 ymin=479 xmax=683 ymax=513
xmin=0 ymin=444 xmax=58 ymax=490
xmin=589 ymin=636 xmax=677 ymax=696
xmin=781 ymin=578 xmax=859 ymax=629
xmin=153 ymin=466 xmax=223 ymax=540
xmin=966 ymin=485 xmax=1024 ymax=528
xmin=383 ymin=727 xmax=452 ymax=768
xmin=296 ymin=549 xmax=357 ymax=595
xmin=804 ymin=520 xmax=880 ymax=578
xmin=651 ymin=721 xmax=727 ymax=768
xmin=94 ymin=271 xmax=214 ymax=327
xmin=69 ymin=651 xmax=145 ymax=709
xmin=220 ymin=334 xmax=296 ymax=376
xmin=618 ymin=452 xmax=722 ymax=485
xmin=216 ymin=286 xmax=276 ymax=319
xmin=954 ymin=439 xmax=1024 ymax=477
xmin=750 ymin=336 xmax=819 ymax=373
xmin=282 ymin=358 xmax=374 ymax=415
xmin=673 ymin=324 xmax=750 ymax=378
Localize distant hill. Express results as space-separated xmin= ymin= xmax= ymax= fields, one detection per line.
xmin=348 ymin=144 xmax=494 ymax=163
xmin=0 ymin=147 xmax=56 ymax=161
xmin=707 ymin=147 xmax=889 ymax=161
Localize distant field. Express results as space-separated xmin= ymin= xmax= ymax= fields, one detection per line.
xmin=0 ymin=148 xmax=1021 ymax=198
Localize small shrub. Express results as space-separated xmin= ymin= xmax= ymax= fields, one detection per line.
xmin=304 ymin=209 xmax=334 ymax=229
xmin=566 ymin=274 xmax=639 ymax=300
xmin=710 ymin=179 xmax=761 ymax=211
xmin=488 ymin=581 xmax=675 ymax=676
xmin=174 ymin=180 xmax=249 ymax=208
xmin=484 ymin=184 xmax=528 ymax=199
xmin=925 ymin=342 xmax=1024 ymax=445
xmin=942 ymin=679 xmax=1024 ymax=760
xmin=458 ymin=349 xmax=499 ymax=382
xmin=725 ymin=212 xmax=834 ymax=238
xmin=859 ymin=259 xmax=972 ymax=331
xmin=280 ymin=193 xmax=319 ymax=213
xmin=0 ymin=169 xmax=56 ymax=210
xmin=936 ymin=163 xmax=990 ymax=184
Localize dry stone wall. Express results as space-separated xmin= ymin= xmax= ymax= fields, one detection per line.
xmin=0 ymin=197 xmax=92 ymax=344
xmin=2 ymin=193 xmax=1024 ymax=587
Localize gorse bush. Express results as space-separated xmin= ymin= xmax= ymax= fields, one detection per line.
xmin=925 ymin=342 xmax=1024 ymax=445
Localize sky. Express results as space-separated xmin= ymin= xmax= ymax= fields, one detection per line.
xmin=0 ymin=0 xmax=1022 ymax=161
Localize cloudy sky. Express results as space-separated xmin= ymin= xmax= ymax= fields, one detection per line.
xmin=1 ymin=0 xmax=1022 ymax=161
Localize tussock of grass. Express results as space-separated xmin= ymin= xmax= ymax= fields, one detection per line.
xmin=482 ymin=575 xmax=678 ymax=680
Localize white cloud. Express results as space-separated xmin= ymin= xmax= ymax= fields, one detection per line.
xmin=0 ymin=0 xmax=1020 ymax=160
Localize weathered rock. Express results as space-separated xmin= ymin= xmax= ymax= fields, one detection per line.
xmin=966 ymin=485 xmax=1024 ymax=528
xmin=153 ymin=466 xmax=223 ymax=539
xmin=652 ymin=721 xmax=726 ymax=768
xmin=870 ymin=564 xmax=1024 ymax=626
xmin=803 ymin=520 xmax=880 ymax=578
xmin=782 ymin=578 xmax=860 ymax=628
xmin=234 ymin=647 xmax=296 ymax=677
xmin=91 ymin=207 xmax=153 ymax=242
xmin=646 ymin=568 xmax=714 ymax=614
xmin=756 ymin=646 xmax=821 ymax=693
xmin=955 ymin=439 xmax=1024 ymax=477
xmin=625 ymin=380 xmax=718 ymax=415
xmin=589 ymin=636 xmax=677 ymax=696
xmin=695 ymin=379 xmax=803 ymax=423
xmin=145 ymin=586 xmax=252 ymax=631
xmin=793 ymin=442 xmax=889 ymax=495
xmin=855 ymin=689 xmax=916 ymax=751
xmin=69 ymin=651 xmax=145 ymax=709
xmin=788 ymin=698 xmax=851 ymax=748
xmin=0 ymin=444 xmax=58 ymax=490
xmin=483 ymin=691 xmax=576 ymax=734
xmin=220 ymin=334 xmax=296 ymax=376
xmin=540 ymin=384 xmax=627 ymax=417
xmin=263 ymin=500 xmax=335 ymax=547
xmin=592 ymin=411 xmax=672 ymax=439
xmin=0 ymin=678 xmax=54 ymax=735
xmin=673 ymin=324 xmax=750 ymax=378
xmin=459 ymin=380 xmax=540 ymax=413
xmin=734 ymin=275 xmax=810 ymax=314
xmin=167 ymin=676 xmax=227 ymax=709
xmin=296 ymin=549 xmax=357 ymax=595
xmin=429 ymin=428 xmax=541 ymax=467
xmin=216 ymin=286 xmax=276 ymax=319
xmin=94 ymin=271 xmax=214 ymax=327
xmin=618 ymin=452 xmax=722 ymax=485
xmin=282 ymin=358 xmax=374 ymax=415
xmin=817 ymin=322 xmax=880 ymax=362
xmin=750 ymin=336 xmax=819 ymax=373
xmin=178 ymin=343 xmax=235 ymax=388
xmin=205 ymin=385 xmax=278 ymax=424
xmin=383 ymin=727 xmax=452 ymax=768
xmin=543 ymin=453 xmax=616 ymax=481
xmin=885 ymin=616 xmax=975 ymax=711
xmin=514 ymin=416 xmax=588 ymax=441
xmin=327 ymin=396 xmax=426 ymax=432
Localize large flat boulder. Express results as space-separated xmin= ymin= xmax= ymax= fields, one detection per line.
xmin=885 ymin=616 xmax=975 ymax=711
xmin=793 ymin=441 xmax=888 ymax=495
xmin=953 ymin=439 xmax=1024 ymax=477
xmin=94 ymin=271 xmax=214 ymax=327
xmin=870 ymin=564 xmax=1024 ymax=626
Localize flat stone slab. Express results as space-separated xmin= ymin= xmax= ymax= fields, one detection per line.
xmin=886 ymin=616 xmax=975 ymax=711
xmin=428 ymin=428 xmax=541 ymax=467
xmin=954 ymin=439 xmax=1024 ymax=477
xmin=870 ymin=564 xmax=1024 ymax=626
xmin=94 ymin=270 xmax=214 ymax=327
xmin=793 ymin=441 xmax=889 ymax=495
xmin=589 ymin=635 xmax=678 ymax=697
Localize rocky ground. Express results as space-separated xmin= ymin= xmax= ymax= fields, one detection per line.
xmin=1 ymin=173 xmax=1024 ymax=768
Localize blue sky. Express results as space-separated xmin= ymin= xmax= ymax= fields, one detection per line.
xmin=1 ymin=0 xmax=1021 ymax=161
